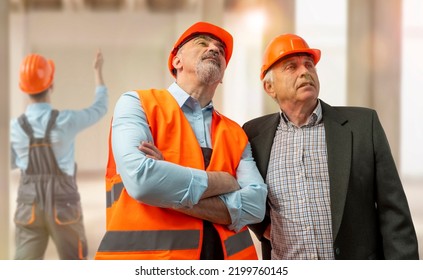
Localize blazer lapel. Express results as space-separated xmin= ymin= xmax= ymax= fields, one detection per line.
xmin=321 ymin=100 xmax=352 ymax=241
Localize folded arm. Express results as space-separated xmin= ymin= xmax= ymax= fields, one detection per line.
xmin=139 ymin=140 xmax=268 ymax=229
xmin=139 ymin=141 xmax=237 ymax=224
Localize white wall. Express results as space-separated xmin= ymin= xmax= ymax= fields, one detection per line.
xmin=296 ymin=0 xmax=347 ymax=106
xmin=401 ymin=0 xmax=423 ymax=179
xmin=223 ymin=9 xmax=265 ymax=125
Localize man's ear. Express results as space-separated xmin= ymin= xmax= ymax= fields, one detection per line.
xmin=263 ymin=80 xmax=276 ymax=99
xmin=172 ymin=55 xmax=182 ymax=72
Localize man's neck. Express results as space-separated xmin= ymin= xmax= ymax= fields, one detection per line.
xmin=281 ymin=99 xmax=318 ymax=127
xmin=176 ymin=78 xmax=218 ymax=108
xmin=28 ymin=96 xmax=50 ymax=104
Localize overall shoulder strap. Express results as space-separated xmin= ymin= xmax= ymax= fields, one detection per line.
xmin=44 ymin=109 xmax=59 ymax=139
xmin=17 ymin=114 xmax=34 ymax=139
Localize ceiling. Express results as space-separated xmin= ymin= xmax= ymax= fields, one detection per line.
xmin=8 ymin=0 xmax=257 ymax=12
xmin=9 ymin=0 xmax=198 ymax=12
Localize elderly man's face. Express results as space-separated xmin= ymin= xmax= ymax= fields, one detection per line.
xmin=176 ymin=35 xmax=227 ymax=85
xmin=266 ymin=54 xmax=320 ymax=106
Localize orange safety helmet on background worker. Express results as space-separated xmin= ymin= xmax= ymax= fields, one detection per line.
xmin=10 ymin=50 xmax=108 ymax=259
xmin=95 ymin=21 xmax=267 ymax=260
xmin=19 ymin=54 xmax=55 ymax=94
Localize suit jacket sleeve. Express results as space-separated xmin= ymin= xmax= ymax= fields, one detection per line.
xmin=372 ymin=111 xmax=419 ymax=259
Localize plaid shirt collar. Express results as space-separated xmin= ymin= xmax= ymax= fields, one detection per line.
xmin=279 ymin=99 xmax=323 ymax=128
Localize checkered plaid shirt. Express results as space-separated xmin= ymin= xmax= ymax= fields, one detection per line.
xmin=266 ymin=101 xmax=334 ymax=260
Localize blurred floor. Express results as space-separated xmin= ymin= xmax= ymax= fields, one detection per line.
xmin=9 ymin=171 xmax=422 ymax=260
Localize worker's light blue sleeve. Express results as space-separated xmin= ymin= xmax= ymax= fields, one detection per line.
xmin=59 ymin=85 xmax=109 ymax=134
xmin=112 ymin=91 xmax=208 ymax=208
xmin=220 ymin=143 xmax=268 ymax=232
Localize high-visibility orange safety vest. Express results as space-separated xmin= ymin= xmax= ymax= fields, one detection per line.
xmin=95 ymin=89 xmax=258 ymax=260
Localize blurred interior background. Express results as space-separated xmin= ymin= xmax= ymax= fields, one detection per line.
xmin=0 ymin=0 xmax=422 ymax=259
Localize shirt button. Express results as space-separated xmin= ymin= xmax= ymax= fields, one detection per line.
xmin=335 ymin=248 xmax=341 ymax=255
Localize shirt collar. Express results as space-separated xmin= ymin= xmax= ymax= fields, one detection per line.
xmin=279 ymin=100 xmax=323 ymax=128
xmin=167 ymin=82 xmax=214 ymax=110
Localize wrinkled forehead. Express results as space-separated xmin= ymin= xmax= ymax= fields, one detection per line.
xmin=178 ymin=34 xmax=226 ymax=51
xmin=279 ymin=52 xmax=315 ymax=64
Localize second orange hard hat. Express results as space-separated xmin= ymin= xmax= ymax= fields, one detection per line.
xmin=19 ymin=54 xmax=55 ymax=94
xmin=168 ymin=21 xmax=233 ymax=78
xmin=260 ymin=34 xmax=321 ymax=80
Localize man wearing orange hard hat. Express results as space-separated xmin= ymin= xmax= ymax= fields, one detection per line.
xmin=243 ymin=34 xmax=419 ymax=260
xmin=95 ymin=21 xmax=267 ymax=260
xmin=10 ymin=50 xmax=108 ymax=259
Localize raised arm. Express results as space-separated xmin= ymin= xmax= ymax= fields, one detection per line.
xmin=93 ymin=49 xmax=105 ymax=86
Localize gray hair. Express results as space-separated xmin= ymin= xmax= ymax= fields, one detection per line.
xmin=262 ymin=69 xmax=273 ymax=84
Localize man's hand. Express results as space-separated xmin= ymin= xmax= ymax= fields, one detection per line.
xmin=93 ymin=49 xmax=105 ymax=86
xmin=263 ymin=224 xmax=271 ymax=240
xmin=139 ymin=141 xmax=164 ymax=160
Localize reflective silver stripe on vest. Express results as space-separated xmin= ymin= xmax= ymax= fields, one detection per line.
xmin=106 ymin=182 xmax=124 ymax=208
xmin=97 ymin=230 xmax=200 ymax=252
xmin=224 ymin=229 xmax=254 ymax=257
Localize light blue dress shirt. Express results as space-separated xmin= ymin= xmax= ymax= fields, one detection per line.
xmin=10 ymin=85 xmax=108 ymax=176
xmin=112 ymin=82 xmax=267 ymax=231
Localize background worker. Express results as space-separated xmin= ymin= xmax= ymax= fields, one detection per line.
xmin=243 ymin=34 xmax=419 ymax=260
xmin=10 ymin=50 xmax=108 ymax=259
xmin=95 ymin=22 xmax=267 ymax=260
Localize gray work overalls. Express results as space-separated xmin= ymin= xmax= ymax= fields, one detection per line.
xmin=14 ymin=110 xmax=88 ymax=260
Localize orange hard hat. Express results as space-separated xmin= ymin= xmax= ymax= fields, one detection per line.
xmin=168 ymin=21 xmax=233 ymax=77
xmin=19 ymin=54 xmax=55 ymax=94
xmin=260 ymin=34 xmax=321 ymax=80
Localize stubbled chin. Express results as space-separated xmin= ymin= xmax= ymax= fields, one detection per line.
xmin=297 ymin=89 xmax=318 ymax=101
xmin=298 ymin=88 xmax=316 ymax=94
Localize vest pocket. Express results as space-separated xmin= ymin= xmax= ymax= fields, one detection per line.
xmin=54 ymin=193 xmax=82 ymax=225
xmin=14 ymin=186 xmax=37 ymax=225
